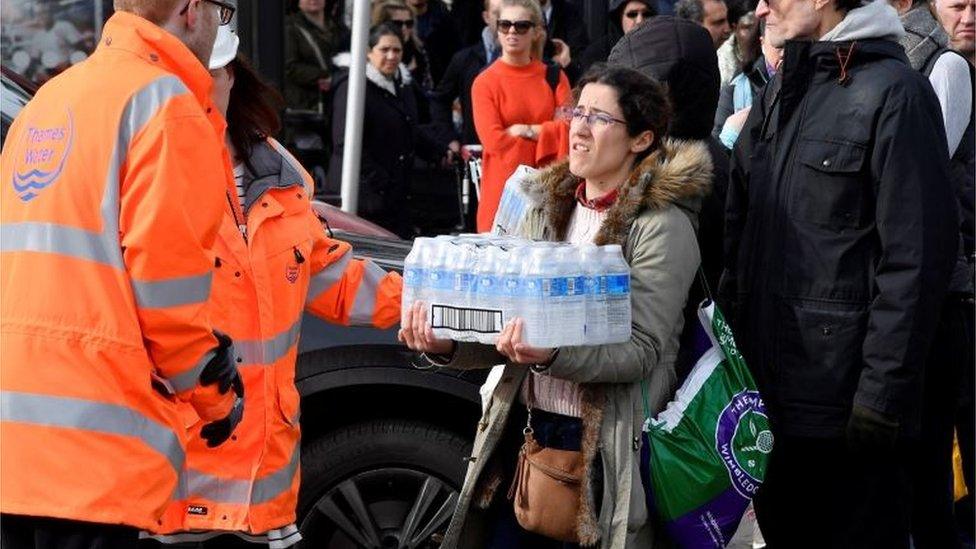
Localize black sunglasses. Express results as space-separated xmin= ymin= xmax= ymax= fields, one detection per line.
xmin=624 ymin=9 xmax=653 ymax=19
xmin=496 ymin=19 xmax=536 ymax=34
xmin=180 ymin=0 xmax=236 ymax=26
xmin=390 ymin=19 xmax=415 ymax=29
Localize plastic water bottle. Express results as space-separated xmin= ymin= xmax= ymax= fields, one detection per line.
xmin=580 ymin=245 xmax=608 ymax=345
xmin=519 ymin=245 xmax=550 ymax=347
xmin=401 ymin=237 xmax=431 ymax=326
xmin=549 ymin=246 xmax=585 ymax=346
xmin=428 ymin=239 xmax=455 ymax=339
xmin=471 ymin=245 xmax=506 ymax=343
xmin=603 ymin=245 xmax=632 ymax=343
xmin=444 ymin=240 xmax=478 ymax=340
xmin=500 ymin=244 xmax=530 ymax=329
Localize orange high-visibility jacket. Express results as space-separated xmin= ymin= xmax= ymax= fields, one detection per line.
xmin=155 ymin=138 xmax=402 ymax=536
xmin=0 ymin=12 xmax=236 ymax=530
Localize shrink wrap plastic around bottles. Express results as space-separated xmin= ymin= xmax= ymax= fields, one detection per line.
xmin=401 ymin=235 xmax=632 ymax=347
xmin=491 ymin=165 xmax=538 ymax=236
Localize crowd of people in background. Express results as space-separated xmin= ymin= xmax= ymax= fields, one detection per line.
xmin=284 ymin=0 xmax=975 ymax=546
xmin=278 ymin=0 xmax=787 ymax=240
xmin=0 ymin=0 xmax=972 ymax=547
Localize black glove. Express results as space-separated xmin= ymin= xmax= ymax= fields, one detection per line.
xmin=198 ymin=330 xmax=245 ymax=447
xmin=846 ymin=403 xmax=899 ymax=454
xmin=200 ymin=393 xmax=244 ymax=447
xmin=199 ymin=331 xmax=239 ymax=395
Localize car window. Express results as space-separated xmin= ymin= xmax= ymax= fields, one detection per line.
xmin=2 ymin=74 xmax=33 ymax=147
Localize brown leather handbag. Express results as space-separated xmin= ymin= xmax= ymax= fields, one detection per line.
xmin=506 ymin=376 xmax=584 ymax=542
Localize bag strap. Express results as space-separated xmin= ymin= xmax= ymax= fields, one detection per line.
xmin=641 ymin=266 xmax=714 ymax=424
xmin=640 ymin=379 xmax=651 ymax=424
xmin=524 ymin=371 xmax=535 ymax=435
xmin=697 ymin=266 xmax=715 ymax=304
xmin=524 ymin=452 xmax=581 ymax=484
xmin=295 ymin=24 xmax=329 ymax=70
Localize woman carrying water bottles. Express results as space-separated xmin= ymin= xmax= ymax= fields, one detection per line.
xmin=399 ymin=64 xmax=713 ymax=548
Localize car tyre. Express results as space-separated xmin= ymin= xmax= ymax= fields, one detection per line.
xmin=298 ymin=420 xmax=471 ymax=549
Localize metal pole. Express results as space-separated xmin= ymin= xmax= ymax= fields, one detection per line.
xmin=340 ymin=0 xmax=370 ymax=214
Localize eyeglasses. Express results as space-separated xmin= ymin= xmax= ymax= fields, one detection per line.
xmin=570 ymin=106 xmax=626 ymax=128
xmin=390 ymin=19 xmax=415 ymax=29
xmin=180 ymin=0 xmax=236 ymax=26
xmin=624 ymin=9 xmax=653 ymax=19
xmin=497 ymin=19 xmax=536 ymax=34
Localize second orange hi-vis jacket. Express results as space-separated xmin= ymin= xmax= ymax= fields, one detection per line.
xmin=0 ymin=12 xmax=237 ymax=530
xmin=153 ymin=138 xmax=402 ymax=537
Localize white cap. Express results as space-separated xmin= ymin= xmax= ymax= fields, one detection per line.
xmin=208 ymin=26 xmax=239 ymax=70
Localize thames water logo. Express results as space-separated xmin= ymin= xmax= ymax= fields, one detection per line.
xmin=285 ymin=263 xmax=300 ymax=284
xmin=12 ymin=109 xmax=74 ymax=202
xmin=715 ymin=390 xmax=772 ymax=498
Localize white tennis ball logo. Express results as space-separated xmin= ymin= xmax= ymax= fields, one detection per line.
xmin=755 ymin=430 xmax=774 ymax=454
xmin=741 ymin=418 xmax=774 ymax=455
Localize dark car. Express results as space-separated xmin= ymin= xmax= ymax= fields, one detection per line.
xmin=1 ymin=67 xmax=488 ymax=548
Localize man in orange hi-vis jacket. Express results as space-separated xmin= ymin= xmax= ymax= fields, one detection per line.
xmin=0 ymin=2 xmax=246 ymax=547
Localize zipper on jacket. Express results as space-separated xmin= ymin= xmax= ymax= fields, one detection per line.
xmin=227 ymin=192 xmax=247 ymax=242
xmin=293 ymin=247 xmax=305 ymax=264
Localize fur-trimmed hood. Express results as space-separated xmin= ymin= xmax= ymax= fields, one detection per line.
xmin=520 ymin=138 xmax=714 ymax=248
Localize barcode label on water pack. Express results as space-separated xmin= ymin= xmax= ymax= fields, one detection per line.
xmin=431 ymin=305 xmax=503 ymax=333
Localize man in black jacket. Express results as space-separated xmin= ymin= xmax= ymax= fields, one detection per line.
xmin=719 ymin=0 xmax=959 ymax=545
xmin=429 ymin=0 xmax=501 ymax=148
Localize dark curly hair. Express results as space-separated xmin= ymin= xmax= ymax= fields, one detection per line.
xmin=574 ymin=64 xmax=673 ymax=162
xmin=834 ymin=0 xmax=864 ymax=12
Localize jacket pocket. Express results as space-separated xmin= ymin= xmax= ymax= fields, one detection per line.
xmin=776 ymin=300 xmax=866 ymax=411
xmin=791 ymin=139 xmax=870 ymax=230
xmin=275 ymin=368 xmax=301 ymax=428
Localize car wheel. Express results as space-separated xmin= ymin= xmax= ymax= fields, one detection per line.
xmin=298 ymin=420 xmax=471 ymax=549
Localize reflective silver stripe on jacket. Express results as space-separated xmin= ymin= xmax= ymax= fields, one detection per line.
xmin=305 ymin=251 xmax=352 ymax=306
xmin=0 ymin=390 xmax=184 ymax=472
xmin=348 ymin=260 xmax=388 ymax=325
xmin=233 ymin=319 xmax=303 ymax=366
xmin=180 ymin=444 xmax=300 ymax=504
xmin=166 ymin=348 xmax=217 ymax=394
xmin=131 ymin=272 xmax=213 ymax=309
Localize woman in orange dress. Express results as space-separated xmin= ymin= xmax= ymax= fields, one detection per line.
xmin=471 ymin=0 xmax=571 ymax=232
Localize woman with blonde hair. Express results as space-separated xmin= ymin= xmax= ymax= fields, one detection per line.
xmin=470 ymin=0 xmax=571 ymax=233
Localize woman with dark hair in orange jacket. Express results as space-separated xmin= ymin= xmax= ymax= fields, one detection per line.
xmin=145 ymin=27 xmax=402 ymax=549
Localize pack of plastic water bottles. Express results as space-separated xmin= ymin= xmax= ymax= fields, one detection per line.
xmin=401 ymin=235 xmax=632 ymax=347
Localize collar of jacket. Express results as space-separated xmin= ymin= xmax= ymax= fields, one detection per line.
xmin=366 ymin=62 xmax=400 ymax=96
xmin=97 ymin=11 xmax=214 ymax=110
xmin=240 ymin=140 xmax=307 ymax=214
xmin=522 ymin=138 xmax=713 ymax=248
xmin=777 ymin=38 xmax=907 ymax=128
xmin=746 ymin=55 xmax=771 ymax=89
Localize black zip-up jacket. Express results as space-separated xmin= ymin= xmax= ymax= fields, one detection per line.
xmin=429 ymin=42 xmax=489 ymax=145
xmin=719 ymin=38 xmax=959 ymax=438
